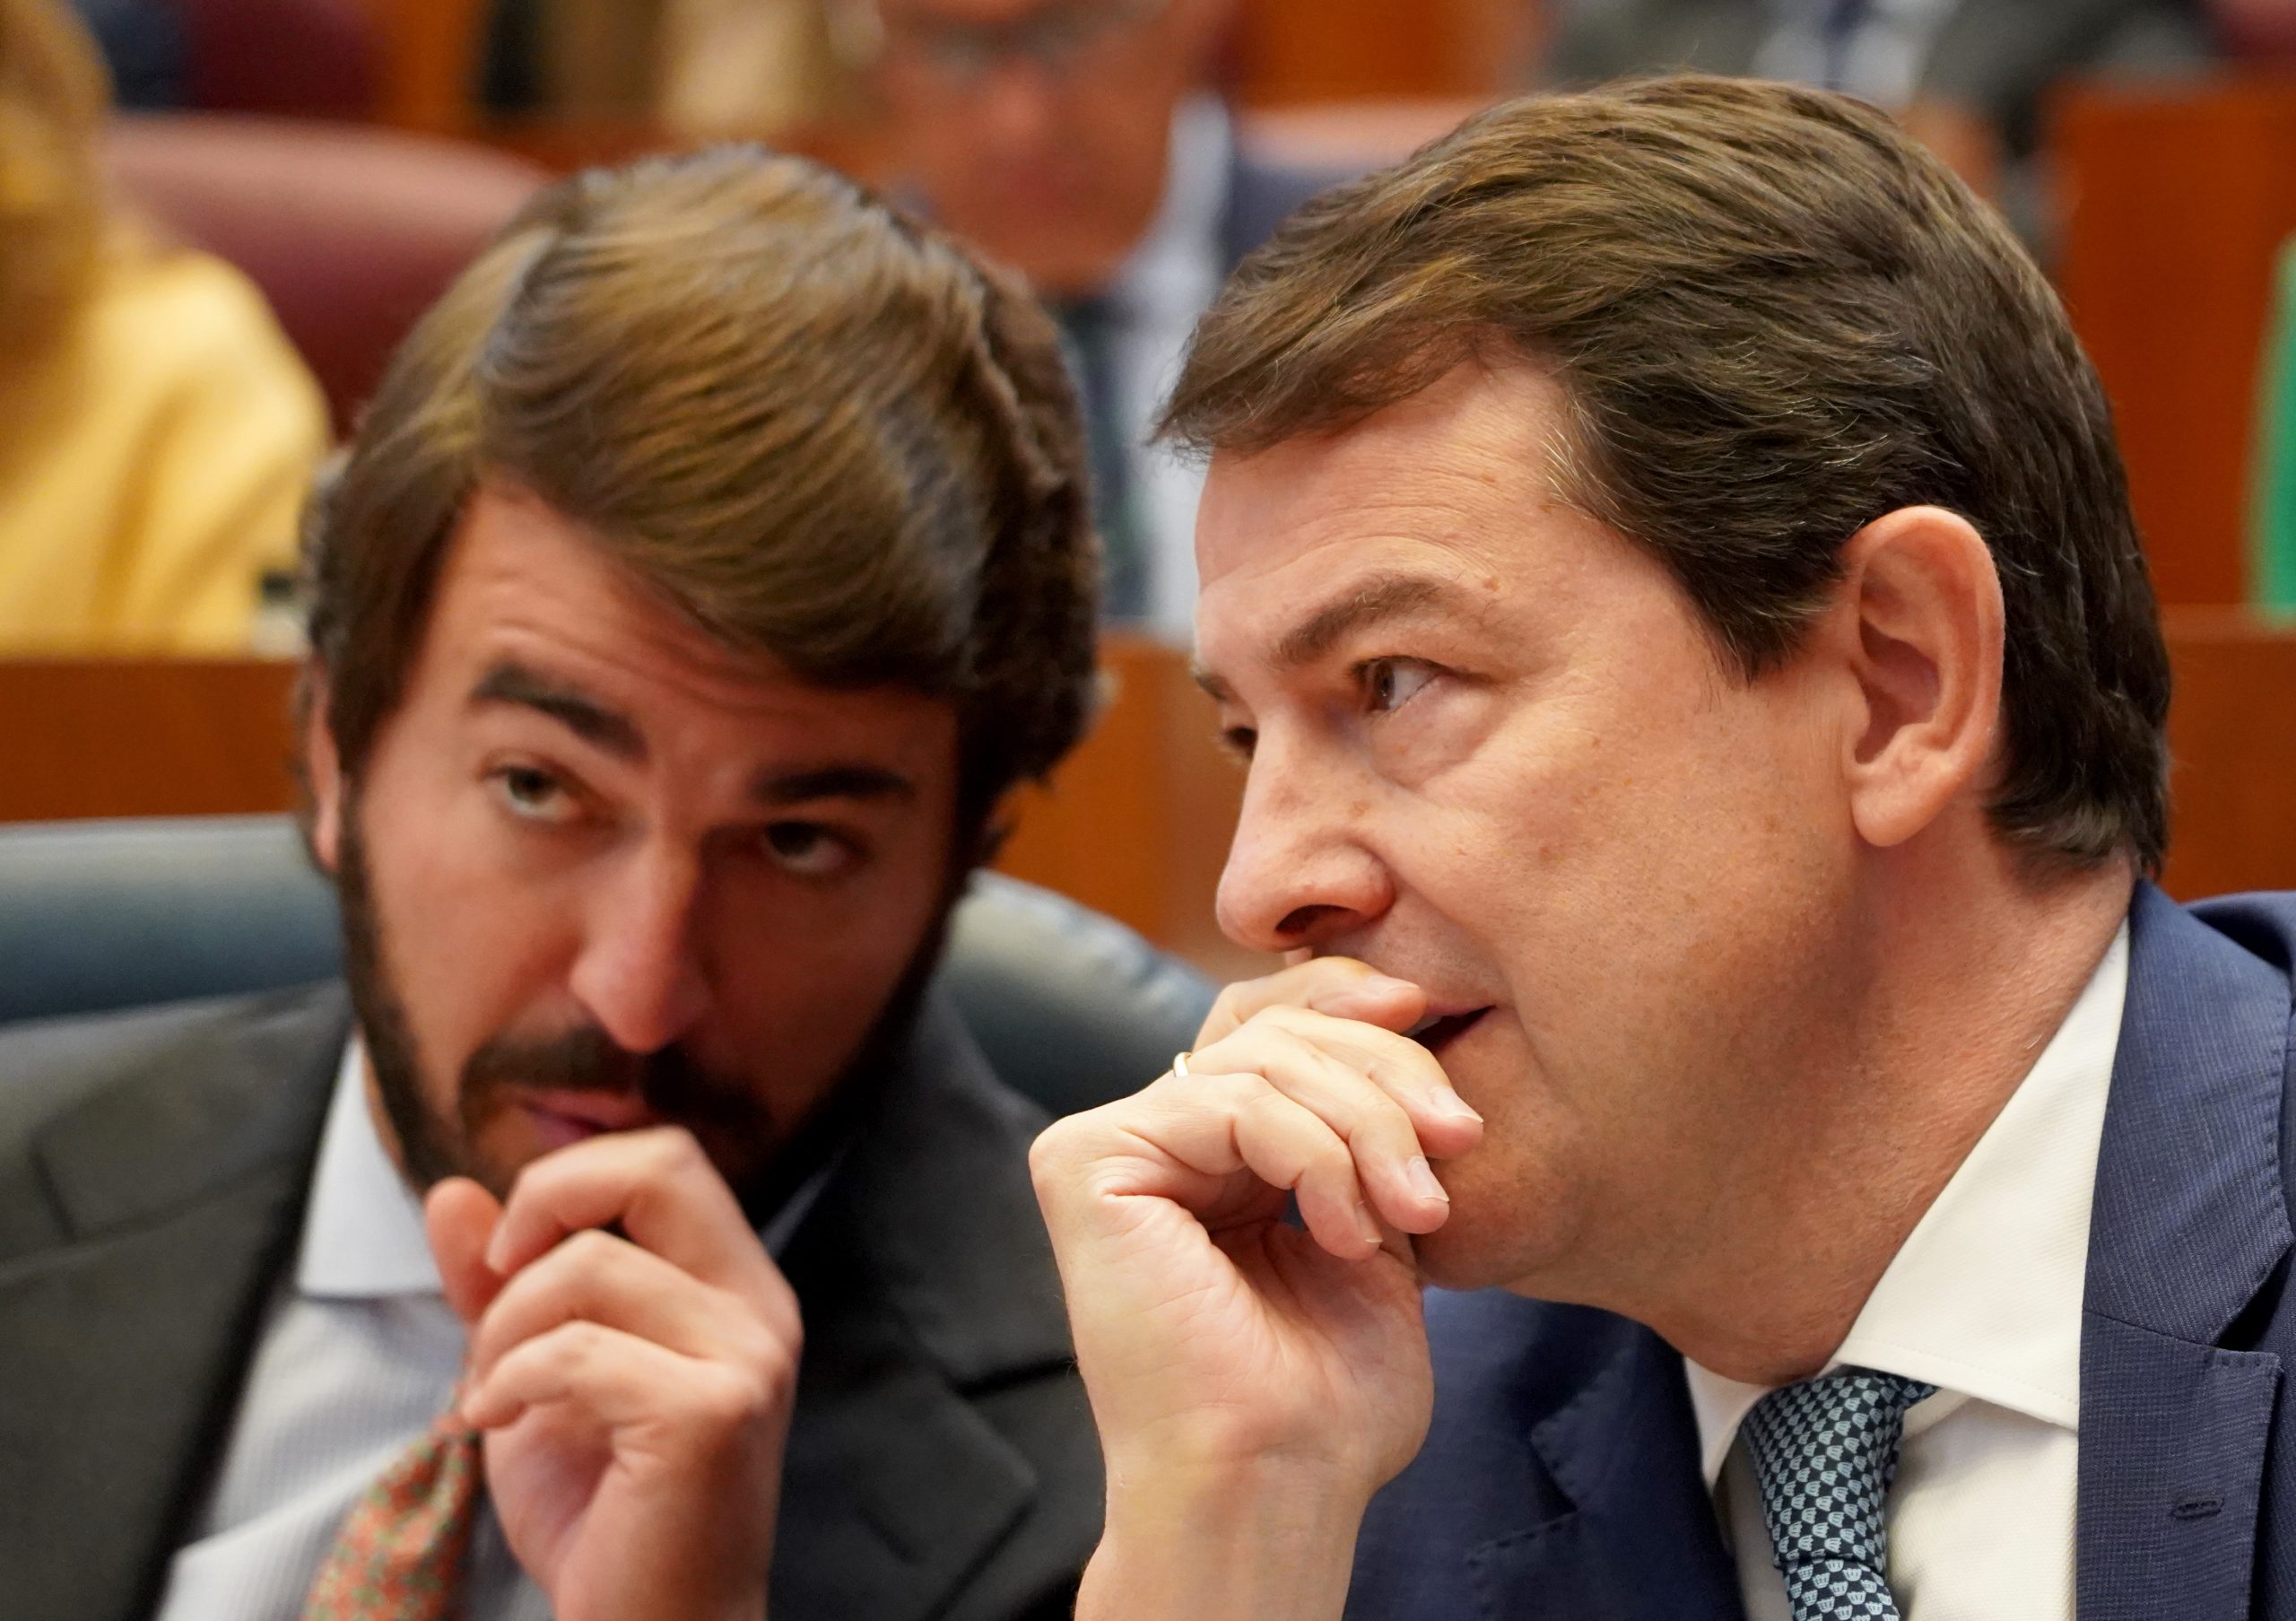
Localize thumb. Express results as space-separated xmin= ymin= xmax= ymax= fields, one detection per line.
xmin=425 ymin=1176 xmax=507 ymax=1327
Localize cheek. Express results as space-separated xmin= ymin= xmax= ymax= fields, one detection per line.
xmin=709 ymin=858 xmax=950 ymax=1108
xmin=359 ymin=766 xmax=576 ymax=1076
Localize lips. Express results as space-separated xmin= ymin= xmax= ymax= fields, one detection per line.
xmin=1405 ymin=1007 xmax=1492 ymax=1056
xmin=521 ymin=1091 xmax=660 ymax=1151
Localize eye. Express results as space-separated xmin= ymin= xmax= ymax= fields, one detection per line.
xmin=1362 ymin=658 xmax=1438 ymax=715
xmin=491 ymin=764 xmax=578 ymax=824
xmin=1219 ymin=724 xmax=1257 ymax=763
xmin=763 ymin=822 xmax=860 ymax=880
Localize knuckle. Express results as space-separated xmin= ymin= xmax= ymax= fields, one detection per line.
xmin=1028 ymin=1117 xmax=1090 ymax=1185
xmin=691 ymin=1362 xmax=778 ymax=1433
xmin=639 ymin=1125 xmax=702 ymax=1179
xmin=1202 ymin=981 xmax=1250 ymax=1038
xmin=727 ymin=1311 xmax=801 ymax=1384
xmin=1204 ymin=1069 xmax=1275 ymax=1113
xmin=548 ymin=1319 xmax=613 ymax=1373
xmin=558 ymin=1226 xmax=624 ymax=1272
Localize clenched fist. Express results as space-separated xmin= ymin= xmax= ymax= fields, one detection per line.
xmin=1030 ymin=958 xmax=1483 ymax=1621
xmin=428 ymin=1127 xmax=800 ymax=1621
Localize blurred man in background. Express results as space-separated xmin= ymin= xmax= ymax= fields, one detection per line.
xmin=1539 ymin=0 xmax=2212 ymax=229
xmin=0 ymin=146 xmax=1102 ymax=1621
xmin=838 ymin=0 xmax=1343 ymax=634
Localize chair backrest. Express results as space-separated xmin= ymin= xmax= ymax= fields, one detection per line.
xmin=0 ymin=815 xmax=1210 ymax=1118
xmin=104 ymin=115 xmax=548 ymax=433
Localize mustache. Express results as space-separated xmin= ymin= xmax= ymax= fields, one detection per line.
xmin=461 ymin=1025 xmax=762 ymax=1133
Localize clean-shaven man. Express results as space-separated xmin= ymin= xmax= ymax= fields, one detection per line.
xmin=1032 ymin=75 xmax=2296 ymax=1619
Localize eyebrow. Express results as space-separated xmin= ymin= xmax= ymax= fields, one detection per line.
xmin=468 ymin=659 xmax=918 ymax=808
xmin=471 ymin=661 xmax=643 ymax=760
xmin=749 ymin=763 xmax=915 ymax=807
xmin=1193 ymin=572 xmax=1459 ymax=702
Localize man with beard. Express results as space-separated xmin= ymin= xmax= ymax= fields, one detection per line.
xmin=0 ymin=146 xmax=1101 ymax=1621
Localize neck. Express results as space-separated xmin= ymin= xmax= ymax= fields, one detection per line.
xmin=1638 ymin=840 xmax=2136 ymax=1385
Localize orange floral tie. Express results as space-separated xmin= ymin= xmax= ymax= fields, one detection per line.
xmin=301 ymin=1411 xmax=483 ymax=1621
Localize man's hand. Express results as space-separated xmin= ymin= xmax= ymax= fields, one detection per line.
xmin=426 ymin=1128 xmax=801 ymax=1621
xmin=1029 ymin=959 xmax=1483 ymax=1621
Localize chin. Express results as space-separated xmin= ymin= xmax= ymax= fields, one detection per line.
xmin=1410 ymin=1159 xmax=1582 ymax=1297
xmin=1410 ymin=1204 xmax=1531 ymax=1293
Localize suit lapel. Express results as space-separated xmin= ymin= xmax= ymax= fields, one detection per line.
xmin=769 ymin=994 xmax=1082 ymax=1621
xmin=0 ymin=986 xmax=346 ymax=1621
xmin=1471 ymin=1315 xmax=1744 ymax=1621
xmin=2078 ymin=885 xmax=2294 ymax=1621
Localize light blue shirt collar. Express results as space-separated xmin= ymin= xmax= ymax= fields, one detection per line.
xmin=296 ymin=1041 xmax=442 ymax=1300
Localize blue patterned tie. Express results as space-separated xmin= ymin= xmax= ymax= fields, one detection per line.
xmin=1741 ymin=1367 xmax=1934 ymax=1619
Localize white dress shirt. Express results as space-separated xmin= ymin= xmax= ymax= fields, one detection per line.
xmin=1683 ymin=922 xmax=2129 ymax=1621
xmin=156 ymin=1042 xmax=826 ymax=1621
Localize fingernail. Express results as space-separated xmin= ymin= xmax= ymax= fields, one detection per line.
xmin=1432 ymin=1089 xmax=1483 ymax=1124
xmin=1406 ymin=1155 xmax=1448 ymax=1204
xmin=1355 ymin=1201 xmax=1383 ymax=1247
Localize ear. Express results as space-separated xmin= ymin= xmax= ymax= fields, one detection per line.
xmin=1833 ymin=505 xmax=2005 ymax=851
xmin=303 ymin=663 xmax=345 ymax=875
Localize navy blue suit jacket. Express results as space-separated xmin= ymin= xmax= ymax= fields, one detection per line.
xmin=1347 ymin=884 xmax=2296 ymax=1619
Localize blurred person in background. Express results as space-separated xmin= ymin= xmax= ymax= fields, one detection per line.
xmin=482 ymin=0 xmax=856 ymax=135
xmin=0 ymin=146 xmax=1102 ymax=1621
xmin=2210 ymin=0 xmax=2296 ymax=53
xmin=835 ymin=0 xmax=1345 ymax=635
xmin=1538 ymin=0 xmax=2213 ymax=230
xmin=0 ymin=0 xmax=326 ymax=654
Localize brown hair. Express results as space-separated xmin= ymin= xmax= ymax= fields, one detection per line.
xmin=0 ymin=0 xmax=108 ymax=356
xmin=304 ymin=144 xmax=1099 ymax=854
xmin=1164 ymin=74 xmax=2170 ymax=873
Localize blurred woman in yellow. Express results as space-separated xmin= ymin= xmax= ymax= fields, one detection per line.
xmin=0 ymin=0 xmax=326 ymax=653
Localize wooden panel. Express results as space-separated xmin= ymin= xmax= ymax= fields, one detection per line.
xmin=2159 ymin=606 xmax=2296 ymax=899
xmin=1230 ymin=0 xmax=1536 ymax=105
xmin=363 ymin=0 xmax=490 ymax=131
xmin=2053 ymin=72 xmax=2296 ymax=606
xmin=0 ymin=661 xmax=300 ymax=824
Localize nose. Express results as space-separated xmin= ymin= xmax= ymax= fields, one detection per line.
xmin=568 ymin=838 xmax=711 ymax=1055
xmin=1215 ymin=737 xmax=1395 ymax=955
xmin=974 ymin=57 xmax=1060 ymax=156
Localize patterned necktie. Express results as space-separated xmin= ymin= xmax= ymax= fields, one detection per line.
xmin=1741 ymin=1367 xmax=1935 ymax=1620
xmin=301 ymin=1411 xmax=483 ymax=1621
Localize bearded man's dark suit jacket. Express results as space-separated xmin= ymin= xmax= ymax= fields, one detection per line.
xmin=1345 ymin=884 xmax=2296 ymax=1620
xmin=0 ymin=982 xmax=1100 ymax=1621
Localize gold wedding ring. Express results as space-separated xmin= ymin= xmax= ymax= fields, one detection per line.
xmin=1170 ymin=1050 xmax=1193 ymax=1077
